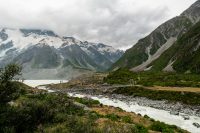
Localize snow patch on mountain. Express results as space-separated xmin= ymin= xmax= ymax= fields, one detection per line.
xmin=0 ymin=28 xmax=122 ymax=56
xmin=3 ymin=29 xmax=64 ymax=49
xmin=0 ymin=28 xmax=123 ymax=79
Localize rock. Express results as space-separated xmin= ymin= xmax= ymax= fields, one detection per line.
xmin=67 ymin=88 xmax=200 ymax=117
xmin=193 ymin=123 xmax=200 ymax=128
xmin=73 ymin=102 xmax=91 ymax=111
xmin=170 ymin=111 xmax=179 ymax=115
xmin=8 ymin=101 xmax=15 ymax=106
xmin=181 ymin=115 xmax=190 ymax=120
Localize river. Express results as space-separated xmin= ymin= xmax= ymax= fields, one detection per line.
xmin=24 ymin=80 xmax=200 ymax=133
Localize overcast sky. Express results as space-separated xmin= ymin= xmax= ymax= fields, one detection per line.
xmin=0 ymin=0 xmax=197 ymax=50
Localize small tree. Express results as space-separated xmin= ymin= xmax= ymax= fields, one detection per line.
xmin=0 ymin=64 xmax=22 ymax=105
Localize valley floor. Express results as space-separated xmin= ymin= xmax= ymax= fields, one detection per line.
xmin=22 ymin=80 xmax=189 ymax=133
xmin=24 ymin=71 xmax=200 ymax=133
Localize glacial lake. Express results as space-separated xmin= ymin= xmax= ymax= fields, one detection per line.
xmin=23 ymin=80 xmax=68 ymax=87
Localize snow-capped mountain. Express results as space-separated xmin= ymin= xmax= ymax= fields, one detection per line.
xmin=0 ymin=28 xmax=123 ymax=79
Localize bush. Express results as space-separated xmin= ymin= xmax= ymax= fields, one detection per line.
xmin=135 ymin=124 xmax=148 ymax=133
xmin=150 ymin=121 xmax=178 ymax=133
xmin=105 ymin=113 xmax=120 ymax=121
xmin=122 ymin=116 xmax=132 ymax=123
xmin=0 ymin=64 xmax=22 ymax=105
xmin=75 ymin=97 xmax=100 ymax=107
xmin=144 ymin=115 xmax=150 ymax=119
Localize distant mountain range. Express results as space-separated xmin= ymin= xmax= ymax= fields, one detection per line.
xmin=1 ymin=0 xmax=199 ymax=79
xmin=111 ymin=0 xmax=200 ymax=73
xmin=0 ymin=29 xmax=123 ymax=79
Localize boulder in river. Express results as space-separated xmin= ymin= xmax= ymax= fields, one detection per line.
xmin=181 ymin=115 xmax=190 ymax=120
xmin=193 ymin=123 xmax=200 ymax=128
xmin=170 ymin=111 xmax=179 ymax=115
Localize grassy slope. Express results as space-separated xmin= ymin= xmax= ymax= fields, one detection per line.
xmin=104 ymin=68 xmax=200 ymax=87
xmin=104 ymin=69 xmax=200 ymax=105
xmin=5 ymin=82 xmax=187 ymax=133
xmin=113 ymin=86 xmax=200 ymax=105
xmin=173 ymin=21 xmax=200 ymax=73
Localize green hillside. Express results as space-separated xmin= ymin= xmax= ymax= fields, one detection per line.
xmin=110 ymin=0 xmax=200 ymax=72
xmin=110 ymin=16 xmax=193 ymax=70
xmin=150 ymin=21 xmax=200 ymax=73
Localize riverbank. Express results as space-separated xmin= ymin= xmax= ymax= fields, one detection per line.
xmin=22 ymin=80 xmax=189 ymax=133
xmin=45 ymin=73 xmax=200 ymax=117
xmin=48 ymin=82 xmax=200 ymax=118
xmin=45 ymin=82 xmax=200 ymax=133
xmin=65 ymin=88 xmax=200 ymax=117
xmin=24 ymin=79 xmax=200 ymax=132
xmin=47 ymin=72 xmax=200 ymax=105
xmin=67 ymin=91 xmax=200 ymax=133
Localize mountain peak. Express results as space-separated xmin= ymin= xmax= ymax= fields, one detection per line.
xmin=0 ymin=27 xmax=123 ymax=79
xmin=20 ymin=29 xmax=58 ymax=37
xmin=181 ymin=0 xmax=200 ymax=23
xmin=62 ymin=36 xmax=81 ymax=46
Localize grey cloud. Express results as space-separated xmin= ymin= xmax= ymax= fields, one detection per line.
xmin=0 ymin=0 xmax=196 ymax=50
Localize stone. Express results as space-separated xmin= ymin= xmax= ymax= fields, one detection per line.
xmin=182 ymin=115 xmax=190 ymax=120
xmin=170 ymin=111 xmax=179 ymax=115
xmin=193 ymin=123 xmax=200 ymax=128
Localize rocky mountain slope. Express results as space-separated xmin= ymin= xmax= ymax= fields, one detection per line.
xmin=111 ymin=0 xmax=200 ymax=72
xmin=0 ymin=29 xmax=123 ymax=79
xmin=150 ymin=21 xmax=200 ymax=73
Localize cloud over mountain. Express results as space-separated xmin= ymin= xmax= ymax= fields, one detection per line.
xmin=0 ymin=0 xmax=196 ymax=49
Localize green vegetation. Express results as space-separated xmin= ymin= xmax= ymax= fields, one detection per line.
xmin=105 ymin=113 xmax=120 ymax=121
xmin=122 ymin=115 xmax=133 ymax=123
xmin=135 ymin=124 xmax=148 ymax=133
xmin=110 ymin=16 xmax=192 ymax=70
xmin=110 ymin=40 xmax=148 ymax=69
xmin=113 ymin=86 xmax=200 ymax=105
xmin=104 ymin=68 xmax=200 ymax=105
xmin=104 ymin=68 xmax=200 ymax=87
xmin=0 ymin=64 xmax=22 ymax=105
xmin=150 ymin=21 xmax=200 ymax=73
xmin=0 ymin=64 xmax=187 ymax=133
xmin=74 ymin=97 xmax=100 ymax=107
xmin=173 ymin=21 xmax=200 ymax=73
xmin=104 ymin=68 xmax=135 ymax=84
xmin=150 ymin=121 xmax=184 ymax=133
xmin=1 ymin=91 xmax=152 ymax=133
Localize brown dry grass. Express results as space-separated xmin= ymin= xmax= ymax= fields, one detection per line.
xmin=92 ymin=106 xmax=152 ymax=127
xmin=147 ymin=86 xmax=200 ymax=93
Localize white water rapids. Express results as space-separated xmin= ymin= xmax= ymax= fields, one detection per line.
xmin=24 ymin=80 xmax=200 ymax=133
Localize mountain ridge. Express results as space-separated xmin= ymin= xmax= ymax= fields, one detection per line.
xmin=111 ymin=0 xmax=200 ymax=72
xmin=149 ymin=21 xmax=200 ymax=73
xmin=0 ymin=28 xmax=124 ymax=79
